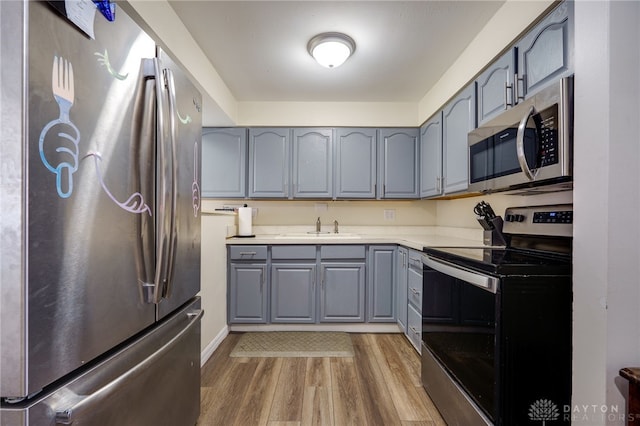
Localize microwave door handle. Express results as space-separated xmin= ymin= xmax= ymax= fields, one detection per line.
xmin=516 ymin=105 xmax=537 ymax=181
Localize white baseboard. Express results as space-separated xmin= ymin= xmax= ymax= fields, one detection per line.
xmin=200 ymin=325 xmax=229 ymax=367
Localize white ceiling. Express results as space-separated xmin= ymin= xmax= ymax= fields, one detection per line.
xmin=168 ymin=1 xmax=505 ymax=103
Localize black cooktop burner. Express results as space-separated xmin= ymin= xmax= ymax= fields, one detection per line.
xmin=423 ymin=246 xmax=571 ymax=276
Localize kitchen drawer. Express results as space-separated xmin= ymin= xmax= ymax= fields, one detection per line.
xmin=408 ymin=249 xmax=423 ymax=270
xmin=272 ymin=245 xmax=316 ymax=260
xmin=408 ymin=265 xmax=423 ymax=311
xmin=407 ymin=303 xmax=422 ymax=353
xmin=229 ymin=245 xmax=268 ymax=261
xmin=320 ymin=245 xmax=365 ymax=259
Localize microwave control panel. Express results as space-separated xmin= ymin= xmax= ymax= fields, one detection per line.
xmin=537 ymin=104 xmax=559 ymax=167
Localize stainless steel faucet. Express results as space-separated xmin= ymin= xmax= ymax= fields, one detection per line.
xmin=334 ymin=220 xmax=339 ymax=234
xmin=316 ymin=217 xmax=321 ymax=233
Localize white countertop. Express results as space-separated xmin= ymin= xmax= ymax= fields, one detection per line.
xmin=225 ymin=228 xmax=485 ymax=251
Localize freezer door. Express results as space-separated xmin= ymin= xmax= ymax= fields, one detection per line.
xmin=1 ymin=298 xmax=202 ymax=426
xmin=8 ymin=2 xmax=159 ymax=398
xmin=155 ymin=48 xmax=202 ymax=320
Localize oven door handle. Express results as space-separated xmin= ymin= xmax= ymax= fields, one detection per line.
xmin=422 ymin=255 xmax=498 ymax=294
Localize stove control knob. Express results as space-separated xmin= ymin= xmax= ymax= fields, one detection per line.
xmin=505 ymin=214 xmax=525 ymax=222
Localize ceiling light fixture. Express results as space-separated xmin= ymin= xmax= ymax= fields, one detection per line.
xmin=307 ymin=32 xmax=356 ymax=68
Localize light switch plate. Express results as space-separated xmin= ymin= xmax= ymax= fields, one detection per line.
xmin=384 ymin=209 xmax=396 ymax=221
xmin=315 ymin=203 xmax=328 ymax=212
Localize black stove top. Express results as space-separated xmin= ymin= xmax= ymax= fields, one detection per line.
xmin=423 ymin=245 xmax=571 ymax=276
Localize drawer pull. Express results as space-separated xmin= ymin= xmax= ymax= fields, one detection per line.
xmin=239 ymin=251 xmax=257 ymax=256
xmin=410 ymin=288 xmax=421 ymax=295
xmin=409 ymin=326 xmax=420 ymax=335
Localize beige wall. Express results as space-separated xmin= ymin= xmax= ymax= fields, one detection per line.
xmin=206 ymin=199 xmax=436 ymax=227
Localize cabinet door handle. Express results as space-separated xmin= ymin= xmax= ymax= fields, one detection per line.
xmin=515 ymin=73 xmax=525 ymax=102
xmin=409 ymin=326 xmax=420 ymax=335
xmin=504 ymin=81 xmax=514 ymax=108
xmin=410 ymin=288 xmax=420 ymax=296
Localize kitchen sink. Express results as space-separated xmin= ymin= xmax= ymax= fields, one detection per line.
xmin=274 ymin=232 xmax=361 ymax=239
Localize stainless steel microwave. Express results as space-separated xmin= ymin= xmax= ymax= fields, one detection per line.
xmin=468 ymin=76 xmax=573 ymax=193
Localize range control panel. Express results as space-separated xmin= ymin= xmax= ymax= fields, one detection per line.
xmin=532 ymin=210 xmax=573 ymax=224
xmin=502 ymin=204 xmax=573 ymax=237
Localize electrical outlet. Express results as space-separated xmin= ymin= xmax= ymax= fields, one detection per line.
xmin=384 ymin=209 xmax=396 ymax=221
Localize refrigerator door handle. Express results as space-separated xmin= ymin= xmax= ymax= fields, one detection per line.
xmin=153 ymin=58 xmax=172 ymax=304
xmin=54 ymin=309 xmax=204 ymax=425
xmin=137 ymin=58 xmax=160 ymax=304
xmin=162 ymin=68 xmax=179 ymax=299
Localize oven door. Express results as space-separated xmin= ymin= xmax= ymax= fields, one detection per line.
xmin=421 ymin=255 xmax=498 ymax=423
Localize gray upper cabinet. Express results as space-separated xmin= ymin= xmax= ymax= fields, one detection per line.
xmin=248 ymin=128 xmax=290 ymax=198
xmin=378 ymin=128 xmax=419 ymax=199
xmin=442 ymin=84 xmax=476 ymax=195
xmin=476 ymin=48 xmax=516 ymax=126
xmin=420 ymin=113 xmax=443 ymax=198
xmin=201 ymin=128 xmax=247 ymax=198
xmin=292 ymin=128 xmax=333 ymax=198
xmin=516 ymin=1 xmax=573 ymax=99
xmin=335 ymin=128 xmax=377 ymax=199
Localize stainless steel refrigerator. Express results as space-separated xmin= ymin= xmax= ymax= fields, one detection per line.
xmin=1 ymin=1 xmax=203 ymax=424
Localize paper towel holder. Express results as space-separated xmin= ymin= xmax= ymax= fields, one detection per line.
xmin=235 ymin=204 xmax=255 ymax=238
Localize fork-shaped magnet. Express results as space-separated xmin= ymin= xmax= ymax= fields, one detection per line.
xmin=39 ymin=56 xmax=80 ymax=198
xmin=52 ymin=55 xmax=75 ymax=122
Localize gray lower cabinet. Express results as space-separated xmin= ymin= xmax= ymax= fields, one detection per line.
xmin=271 ymin=263 xmax=317 ymax=323
xmin=396 ymin=246 xmax=408 ymax=332
xmin=378 ymin=128 xmax=419 ymax=199
xmin=228 ymin=263 xmax=267 ymax=323
xmin=292 ymin=128 xmax=333 ymax=198
xmin=335 ymin=128 xmax=377 ymax=199
xmin=228 ymin=245 xmax=269 ymax=324
xmin=201 ymin=128 xmax=247 ymax=198
xmin=406 ymin=249 xmax=423 ymax=353
xmin=367 ymin=245 xmax=396 ymax=322
xmin=407 ymin=303 xmax=422 ymax=353
xmin=248 ymin=128 xmax=290 ymax=198
xmin=517 ymin=0 xmax=573 ymax=100
xmin=442 ymin=83 xmax=476 ymax=195
xmin=320 ymin=262 xmax=365 ymax=322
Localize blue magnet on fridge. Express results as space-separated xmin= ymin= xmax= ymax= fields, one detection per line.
xmin=93 ymin=0 xmax=115 ymax=21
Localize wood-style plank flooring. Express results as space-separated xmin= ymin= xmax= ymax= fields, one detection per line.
xmin=199 ymin=333 xmax=446 ymax=426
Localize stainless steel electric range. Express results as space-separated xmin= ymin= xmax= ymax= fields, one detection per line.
xmin=421 ymin=204 xmax=573 ymax=425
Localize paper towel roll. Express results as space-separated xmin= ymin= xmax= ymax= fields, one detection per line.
xmin=238 ymin=207 xmax=252 ymax=236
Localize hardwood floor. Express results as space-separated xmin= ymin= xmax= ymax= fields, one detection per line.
xmin=199 ymin=333 xmax=446 ymax=426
